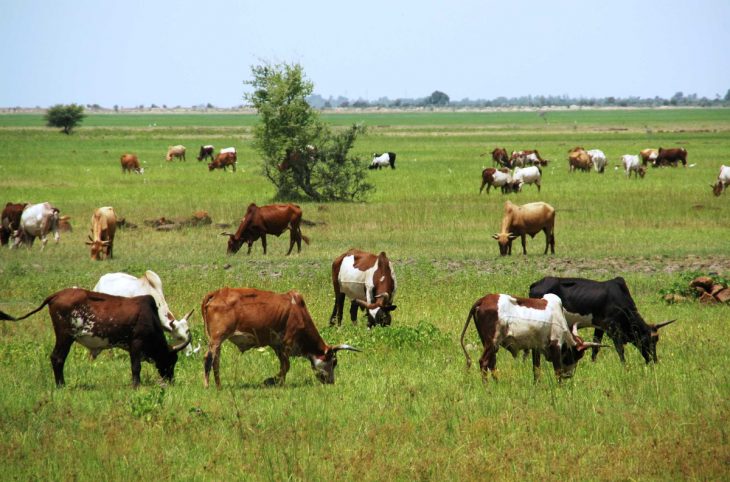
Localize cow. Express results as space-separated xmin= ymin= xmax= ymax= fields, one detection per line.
xmin=0 ymin=288 xmax=192 ymax=388
xmin=369 ymin=152 xmax=396 ymax=170
xmin=460 ymin=293 xmax=603 ymax=381
xmin=94 ymin=270 xmax=198 ymax=356
xmin=278 ymin=145 xmax=316 ymax=171
xmin=220 ymin=147 xmax=236 ymax=155
xmin=587 ymin=149 xmax=607 ymax=173
xmin=222 ymin=203 xmax=309 ymax=255
xmin=528 ymin=276 xmax=676 ymax=363
xmin=512 ymin=165 xmax=542 ymax=192
xmin=711 ymin=165 xmax=730 ymax=196
xmin=86 ymin=206 xmax=117 ymax=260
xmin=58 ymin=215 xmax=72 ymax=232
xmin=120 ymin=154 xmax=144 ymax=174
xmin=640 ymin=148 xmax=658 ymax=166
xmin=165 ymin=145 xmax=186 ymax=162
xmin=568 ymin=149 xmax=592 ymax=172
xmin=511 ymin=149 xmax=546 ymax=168
xmin=1 ymin=202 xmax=27 ymax=246
xmin=490 ymin=147 xmax=510 ymax=168
xmin=329 ymin=249 xmax=398 ymax=328
xmin=197 ymin=145 xmax=214 ymax=162
xmin=208 ymin=151 xmax=237 ymax=172
xmin=479 ymin=167 xmax=513 ymax=194
xmin=492 ymin=201 xmax=555 ymax=256
xmin=622 ymin=154 xmax=646 ymax=179
xmin=654 ymin=147 xmax=687 ymax=167
xmin=202 ymin=287 xmax=360 ymax=387
xmin=12 ymin=202 xmax=60 ymax=250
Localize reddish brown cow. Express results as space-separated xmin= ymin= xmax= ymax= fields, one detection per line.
xmin=1 ymin=202 xmax=28 ymax=246
xmin=223 ymin=203 xmax=309 ymax=255
xmin=208 ymin=151 xmax=237 ymax=172
xmin=654 ymin=147 xmax=687 ymax=167
xmin=120 ymin=154 xmax=143 ymax=174
xmin=491 ymin=147 xmax=510 ymax=168
xmin=277 ymin=145 xmax=317 ymax=171
xmin=86 ymin=206 xmax=117 ymax=260
xmin=202 ymin=287 xmax=360 ymax=387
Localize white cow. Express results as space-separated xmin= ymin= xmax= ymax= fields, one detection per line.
xmin=588 ymin=149 xmax=607 ymax=173
xmin=12 ymin=202 xmax=60 ymax=250
xmin=621 ymin=154 xmax=645 ymax=179
xmin=512 ymin=165 xmax=542 ymax=192
xmin=491 ymin=169 xmax=513 ymax=193
xmin=94 ymin=270 xmax=199 ymax=356
xmin=711 ymin=165 xmax=730 ymax=196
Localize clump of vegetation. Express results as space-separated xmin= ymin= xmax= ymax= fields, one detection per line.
xmin=129 ymin=387 xmax=166 ymax=421
xmin=44 ymin=103 xmax=86 ymax=134
xmin=325 ymin=321 xmax=449 ymax=350
xmin=660 ymin=271 xmax=730 ymax=304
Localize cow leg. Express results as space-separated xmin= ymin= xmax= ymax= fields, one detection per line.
xmin=531 ymin=349 xmax=542 ymax=381
xmin=261 ymin=235 xmax=267 ymax=255
xmin=330 ymin=293 xmax=346 ymax=326
xmin=521 ymin=235 xmax=527 ymax=255
xmin=286 ymin=228 xmax=296 ymax=255
xmin=591 ymin=328 xmax=605 ymax=362
xmin=50 ymin=336 xmax=73 ymax=387
xmin=536 ymin=180 xmax=541 ymax=192
xmin=265 ymin=346 xmax=289 ymax=386
xmin=479 ymin=344 xmax=498 ymax=381
xmin=204 ymin=342 xmax=223 ymax=389
xmin=129 ymin=346 xmax=143 ymax=388
xmin=548 ymin=342 xmax=564 ymax=380
xmin=246 ymin=240 xmax=253 ymax=255
xmin=349 ymin=300 xmax=359 ymax=324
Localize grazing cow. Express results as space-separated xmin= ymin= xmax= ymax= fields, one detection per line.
xmin=278 ymin=145 xmax=316 ymax=171
xmin=511 ymin=149 xmax=546 ymax=167
xmin=94 ymin=270 xmax=198 ymax=356
xmin=568 ymin=149 xmax=592 ymax=172
xmin=219 ymin=147 xmax=236 ymax=155
xmin=197 ymin=145 xmax=214 ymax=162
xmin=479 ymin=167 xmax=513 ymax=194
xmin=208 ymin=151 xmax=237 ymax=172
xmin=460 ymin=293 xmax=602 ymax=381
xmin=654 ymin=147 xmax=687 ymax=167
xmin=587 ymin=149 xmax=607 ymax=173
xmin=58 ymin=215 xmax=72 ymax=232
xmin=529 ymin=276 xmax=676 ymax=363
xmin=491 ymin=147 xmax=510 ymax=168
xmin=222 ymin=203 xmax=309 ymax=255
xmin=621 ymin=154 xmax=646 ymax=178
xmin=120 ymin=154 xmax=144 ymax=174
xmin=12 ymin=202 xmax=60 ymax=250
xmin=0 ymin=288 xmax=191 ymax=387
xmin=512 ymin=165 xmax=542 ymax=192
xmin=711 ymin=165 xmax=730 ymax=196
xmin=369 ymin=152 xmax=396 ymax=170
xmin=640 ymin=148 xmax=658 ymax=166
xmin=202 ymin=287 xmax=360 ymax=387
xmin=165 ymin=145 xmax=186 ymax=162
xmin=492 ymin=201 xmax=555 ymax=256
xmin=329 ymin=249 xmax=398 ymax=328
xmin=86 ymin=206 xmax=117 ymax=260
xmin=1 ymin=202 xmax=28 ymax=246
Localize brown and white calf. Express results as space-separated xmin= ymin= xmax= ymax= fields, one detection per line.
xmin=480 ymin=167 xmax=513 ymax=194
xmin=0 ymin=288 xmax=191 ymax=387
xmin=120 ymin=154 xmax=143 ymax=174
xmin=86 ymin=206 xmax=117 ymax=260
xmin=711 ymin=165 xmax=730 ymax=196
xmin=492 ymin=201 xmax=555 ymax=256
xmin=165 ymin=145 xmax=186 ymax=161
xmin=208 ymin=151 xmax=237 ymax=172
xmin=639 ymin=148 xmax=658 ymax=166
xmin=330 ymin=249 xmax=397 ymax=328
xmin=460 ymin=293 xmax=603 ymax=381
xmin=202 ymin=287 xmax=360 ymax=387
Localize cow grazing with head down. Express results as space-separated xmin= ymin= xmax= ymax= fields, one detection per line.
xmin=480 ymin=167 xmax=513 ymax=194
xmin=120 ymin=154 xmax=144 ymax=174
xmin=512 ymin=165 xmax=542 ymax=192
xmin=165 ymin=145 xmax=186 ymax=162
xmin=87 ymin=206 xmax=117 ymax=260
xmin=202 ymin=287 xmax=360 ymax=387
xmin=223 ymin=203 xmax=309 ymax=255
xmin=1 ymin=202 xmax=28 ymax=246
xmin=711 ymin=165 xmax=730 ymax=196
xmin=568 ymin=148 xmax=592 ymax=172
xmin=208 ymin=151 xmax=237 ymax=172
xmin=369 ymin=152 xmax=396 ymax=170
xmin=491 ymin=147 xmax=510 ymax=168
xmin=654 ymin=147 xmax=687 ymax=167
xmin=622 ymin=154 xmax=646 ymax=178
xmin=492 ymin=201 xmax=555 ymax=256
xmin=511 ymin=149 xmax=546 ymax=168
xmin=640 ymin=148 xmax=658 ymax=166
xmin=94 ymin=270 xmax=198 ymax=356
xmin=0 ymin=289 xmax=191 ymax=387
xmin=529 ymin=276 xmax=676 ymax=363
xmin=460 ymin=293 xmax=603 ymax=381
xmin=197 ymin=145 xmax=214 ymax=162
xmin=12 ymin=202 xmax=60 ymax=250
xmin=587 ymin=149 xmax=607 ymax=173
xmin=330 ymin=249 xmax=397 ymax=328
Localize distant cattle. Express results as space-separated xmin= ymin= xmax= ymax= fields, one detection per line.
xmin=86 ymin=206 xmax=117 ymax=260
xmin=1 ymin=202 xmax=28 ymax=246
xmin=480 ymin=167 xmax=513 ymax=194
xmin=490 ymin=148 xmax=510 ymax=168
xmin=512 ymin=165 xmax=542 ymax=192
xmin=208 ymin=151 xmax=237 ymax=172
xmin=278 ymin=145 xmax=316 ymax=171
xmin=120 ymin=154 xmax=143 ymax=174
xmin=492 ymin=200 xmax=555 ymax=256
xmin=511 ymin=149 xmax=546 ymax=167
xmin=222 ymin=203 xmax=309 ymax=255
xmin=654 ymin=147 xmax=687 ymax=167
xmin=587 ymin=149 xmax=607 ymax=173
xmin=0 ymin=288 xmax=191 ymax=387
xmin=197 ymin=145 xmax=214 ymax=162
xmin=166 ymin=145 xmax=186 ymax=162
xmin=568 ymin=149 xmax=592 ymax=172
xmin=202 ymin=287 xmax=360 ymax=387
xmin=12 ymin=202 xmax=60 ymax=250
xmin=639 ymin=148 xmax=658 ymax=166
xmin=711 ymin=165 xmax=730 ymax=196
xmin=621 ymin=154 xmax=646 ymax=178
xmin=369 ymin=152 xmax=396 ymax=170
xmin=330 ymin=249 xmax=398 ymax=328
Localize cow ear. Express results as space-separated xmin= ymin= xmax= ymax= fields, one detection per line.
xmin=384 ymin=305 xmax=397 ymax=312
xmin=491 ymin=234 xmax=499 ymax=240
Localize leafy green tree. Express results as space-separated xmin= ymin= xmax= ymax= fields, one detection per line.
xmin=426 ymin=90 xmax=450 ymax=106
xmin=44 ymin=104 xmax=86 ymax=134
xmin=245 ymin=62 xmax=373 ymax=201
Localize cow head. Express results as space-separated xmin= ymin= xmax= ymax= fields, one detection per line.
xmin=556 ymin=335 xmax=609 ymax=379
xmin=222 ymin=232 xmax=245 ymax=254
xmin=309 ymin=344 xmax=361 ymax=384
xmin=155 ymin=331 xmax=193 ymax=382
xmin=355 ymin=293 xmax=397 ymax=328
xmin=86 ymin=235 xmax=111 ymax=261
xmin=639 ymin=319 xmax=676 ymax=363
xmin=711 ymin=181 xmax=723 ymax=196
xmin=492 ymin=232 xmax=518 ymax=256
xmin=168 ymin=310 xmax=200 ymax=356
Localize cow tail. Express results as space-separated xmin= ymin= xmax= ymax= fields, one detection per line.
xmin=460 ymin=305 xmax=476 ymax=369
xmin=200 ymin=292 xmax=216 ymax=339
xmin=0 ymin=294 xmax=55 ymax=322
xmin=300 ymin=230 xmax=310 ymax=245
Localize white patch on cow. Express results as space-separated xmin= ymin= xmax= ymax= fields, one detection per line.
xmin=497 ymin=293 xmax=573 ymax=353
xmin=338 ymin=255 xmax=378 ymax=302
xmin=291 ymin=296 xmax=296 ymax=305
xmin=76 ymin=335 xmax=111 ymax=351
xmin=229 ymin=331 xmax=260 ymax=352
xmin=564 ymin=311 xmax=594 ymax=329
xmin=379 ymin=275 xmax=385 ymax=282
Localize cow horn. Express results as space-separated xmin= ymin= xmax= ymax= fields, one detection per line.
xmin=354 ymin=299 xmax=370 ymax=309
xmin=181 ymin=309 xmax=194 ymax=321
xmin=220 ymin=232 xmax=234 ymax=237
xmin=331 ymin=344 xmax=361 ymax=353
xmin=169 ymin=332 xmax=192 ymax=353
xmin=578 ymin=341 xmax=612 ymax=351
xmin=491 ymin=234 xmax=499 ymax=240
xmin=374 ymin=293 xmax=390 ymax=302
xmin=653 ymin=319 xmax=676 ymax=330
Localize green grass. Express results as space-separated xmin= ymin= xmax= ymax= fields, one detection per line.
xmin=1 ymin=109 xmax=729 ymax=480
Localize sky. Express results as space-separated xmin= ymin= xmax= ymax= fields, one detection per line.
xmin=1 ymin=0 xmax=729 ymax=108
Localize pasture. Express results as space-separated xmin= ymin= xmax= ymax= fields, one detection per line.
xmin=1 ymin=109 xmax=729 ymax=480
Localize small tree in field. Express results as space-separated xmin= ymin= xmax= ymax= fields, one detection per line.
xmin=45 ymin=104 xmax=86 ymax=134
xmin=245 ymin=62 xmax=373 ymax=201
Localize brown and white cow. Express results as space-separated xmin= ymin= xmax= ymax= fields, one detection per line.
xmin=197 ymin=145 xmax=215 ymax=162
xmin=222 ymin=203 xmax=309 ymax=255
xmin=492 ymin=201 xmax=555 ymax=256
xmin=711 ymin=165 xmax=730 ymax=196
xmin=120 ymin=154 xmax=143 ymax=174
xmin=1 ymin=202 xmax=28 ymax=246
xmin=511 ymin=149 xmax=546 ymax=167
xmin=480 ymin=167 xmax=513 ymax=194
xmin=12 ymin=202 xmax=60 ymax=250
xmin=460 ymin=293 xmax=604 ymax=381
xmin=0 ymin=288 xmax=192 ymax=387
xmin=202 ymin=287 xmax=360 ymax=387
xmin=86 ymin=207 xmax=117 ymax=260
xmin=208 ymin=151 xmax=237 ymax=172
xmin=639 ymin=148 xmax=658 ymax=166
xmin=654 ymin=147 xmax=687 ymax=167
xmin=329 ymin=249 xmax=398 ymax=328
xmin=165 ymin=145 xmax=186 ymax=162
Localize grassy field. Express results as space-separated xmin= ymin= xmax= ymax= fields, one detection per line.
xmin=1 ymin=109 xmax=729 ymax=480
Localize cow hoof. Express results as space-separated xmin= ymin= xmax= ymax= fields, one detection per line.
xmin=263 ymin=377 xmax=280 ymax=387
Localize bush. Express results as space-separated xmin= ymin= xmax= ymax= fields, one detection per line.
xmin=44 ymin=104 xmax=86 ymax=134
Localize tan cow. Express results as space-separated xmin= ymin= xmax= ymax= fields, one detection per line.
xmin=120 ymin=154 xmax=144 ymax=173
xmin=166 ymin=145 xmax=186 ymax=161
xmin=639 ymin=148 xmax=658 ymax=166
xmin=492 ymin=201 xmax=555 ymax=256
xmin=568 ymin=149 xmax=592 ymax=172
xmin=87 ymin=206 xmax=117 ymax=260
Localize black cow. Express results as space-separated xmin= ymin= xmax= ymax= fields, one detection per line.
xmin=529 ymin=277 xmax=675 ymax=363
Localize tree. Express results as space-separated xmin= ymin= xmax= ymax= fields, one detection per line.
xmin=425 ymin=90 xmax=450 ymax=106
xmin=44 ymin=104 xmax=86 ymax=134
xmin=244 ymin=62 xmax=373 ymax=201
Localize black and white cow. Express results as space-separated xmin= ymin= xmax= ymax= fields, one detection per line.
xmin=369 ymin=152 xmax=396 ymax=170
xmin=529 ymin=277 xmax=675 ymax=363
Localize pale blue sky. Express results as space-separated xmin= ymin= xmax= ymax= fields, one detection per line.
xmin=1 ymin=0 xmax=728 ymax=107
